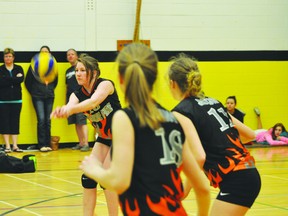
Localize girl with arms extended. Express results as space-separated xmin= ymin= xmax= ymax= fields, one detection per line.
xmin=168 ymin=54 xmax=261 ymax=216
xmin=51 ymin=54 xmax=120 ymax=216
xmin=80 ymin=44 xmax=210 ymax=216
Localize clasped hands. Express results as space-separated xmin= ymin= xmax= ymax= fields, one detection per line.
xmin=50 ymin=105 xmax=72 ymax=119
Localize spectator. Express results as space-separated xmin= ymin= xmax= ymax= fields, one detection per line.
xmin=66 ymin=49 xmax=89 ymax=151
xmin=25 ymin=45 xmax=58 ymax=152
xmin=225 ymin=96 xmax=245 ymax=123
xmin=0 ymin=48 xmax=24 ymax=153
xmin=254 ymin=107 xmax=288 ymax=145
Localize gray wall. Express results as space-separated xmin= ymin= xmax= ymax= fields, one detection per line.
xmin=0 ymin=0 xmax=287 ymax=51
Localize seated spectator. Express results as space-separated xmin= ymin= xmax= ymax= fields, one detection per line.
xmin=254 ymin=107 xmax=288 ymax=145
xmin=225 ymin=96 xmax=245 ymax=122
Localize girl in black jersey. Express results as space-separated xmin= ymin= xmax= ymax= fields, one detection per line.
xmin=80 ymin=44 xmax=210 ymax=216
xmin=51 ymin=54 xmax=120 ymax=216
xmin=168 ymin=53 xmax=261 ymax=216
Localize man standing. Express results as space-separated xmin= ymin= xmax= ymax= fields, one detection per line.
xmin=66 ymin=49 xmax=89 ymax=151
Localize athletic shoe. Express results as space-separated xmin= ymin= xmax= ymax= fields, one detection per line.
xmin=27 ymin=145 xmax=37 ymax=150
xmin=254 ymin=107 xmax=261 ymax=116
xmin=72 ymin=144 xmax=81 ymax=150
xmin=80 ymin=145 xmax=90 ymax=152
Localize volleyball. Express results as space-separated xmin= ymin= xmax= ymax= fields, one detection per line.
xmin=31 ymin=52 xmax=58 ymax=84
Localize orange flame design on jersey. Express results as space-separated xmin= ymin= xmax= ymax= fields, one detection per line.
xmin=205 ymin=169 xmax=223 ymax=188
xmin=218 ymin=135 xmax=244 ymax=174
xmin=227 ymin=134 xmax=246 ymax=150
xmin=122 ymin=198 xmax=141 ymax=216
xmin=218 ymin=156 xmax=235 ymax=174
xmin=206 ymin=135 xmax=253 ymax=188
xmin=146 ymin=167 xmax=187 ymax=215
xmin=99 ymin=117 xmax=112 ymax=139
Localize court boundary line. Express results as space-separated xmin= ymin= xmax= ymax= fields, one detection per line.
xmin=4 ymin=174 xmax=75 ymax=194
xmin=38 ymin=173 xmax=81 ymax=186
xmin=263 ymin=175 xmax=288 ymax=181
xmin=0 ymin=193 xmax=81 ymax=215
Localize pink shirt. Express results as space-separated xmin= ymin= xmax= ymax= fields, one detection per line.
xmin=256 ymin=128 xmax=288 ymax=145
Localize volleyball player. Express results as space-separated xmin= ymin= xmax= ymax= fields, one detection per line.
xmin=80 ymin=43 xmax=210 ymax=216
xmin=51 ymin=54 xmax=121 ymax=216
xmin=168 ymin=53 xmax=261 ymax=216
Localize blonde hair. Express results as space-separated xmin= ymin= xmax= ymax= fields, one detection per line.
xmin=77 ymin=53 xmax=101 ymax=84
xmin=117 ymin=43 xmax=164 ymax=129
xmin=3 ymin=48 xmax=15 ymax=57
xmin=168 ymin=53 xmax=203 ymax=98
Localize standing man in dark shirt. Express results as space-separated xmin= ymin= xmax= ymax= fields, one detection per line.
xmin=66 ymin=49 xmax=89 ymax=151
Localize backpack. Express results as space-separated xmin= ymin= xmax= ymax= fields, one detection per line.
xmin=0 ymin=152 xmax=36 ymax=173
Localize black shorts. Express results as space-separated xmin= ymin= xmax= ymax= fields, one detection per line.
xmin=217 ymin=168 xmax=261 ymax=208
xmin=96 ymin=136 xmax=112 ymax=147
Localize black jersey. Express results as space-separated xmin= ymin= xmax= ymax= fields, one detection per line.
xmin=173 ymin=96 xmax=255 ymax=188
xmin=74 ymin=78 xmax=121 ymax=140
xmin=225 ymin=108 xmax=245 ymax=123
xmin=119 ymin=104 xmax=187 ymax=216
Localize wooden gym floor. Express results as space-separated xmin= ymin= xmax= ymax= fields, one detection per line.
xmin=0 ymin=145 xmax=287 ymax=216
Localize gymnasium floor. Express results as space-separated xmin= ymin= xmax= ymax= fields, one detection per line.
xmin=0 ymin=145 xmax=287 ymax=216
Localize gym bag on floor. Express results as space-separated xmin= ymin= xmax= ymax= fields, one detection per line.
xmin=0 ymin=152 xmax=36 ymax=173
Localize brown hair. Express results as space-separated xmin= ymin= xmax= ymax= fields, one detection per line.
xmin=3 ymin=48 xmax=15 ymax=57
xmin=226 ymin=96 xmax=237 ymax=105
xmin=168 ymin=53 xmax=203 ymax=98
xmin=272 ymin=123 xmax=286 ymax=140
xmin=67 ymin=48 xmax=78 ymax=57
xmin=40 ymin=45 xmax=51 ymax=53
xmin=116 ymin=43 xmax=164 ymax=129
xmin=77 ymin=53 xmax=101 ymax=84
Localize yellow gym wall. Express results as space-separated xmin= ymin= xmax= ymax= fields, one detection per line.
xmin=157 ymin=61 xmax=288 ymax=130
xmin=1 ymin=61 xmax=287 ymax=146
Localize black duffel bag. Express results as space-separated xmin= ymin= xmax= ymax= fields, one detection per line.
xmin=0 ymin=152 xmax=36 ymax=173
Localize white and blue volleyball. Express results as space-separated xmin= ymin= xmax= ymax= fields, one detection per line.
xmin=31 ymin=52 xmax=58 ymax=84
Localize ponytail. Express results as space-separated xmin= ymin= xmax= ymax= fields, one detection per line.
xmin=168 ymin=53 xmax=203 ymax=98
xmin=117 ymin=43 xmax=164 ymax=129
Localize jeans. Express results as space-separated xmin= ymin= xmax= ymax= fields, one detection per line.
xmin=32 ymin=97 xmax=54 ymax=148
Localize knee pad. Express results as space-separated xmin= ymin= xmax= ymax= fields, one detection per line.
xmin=81 ymin=174 xmax=97 ymax=189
